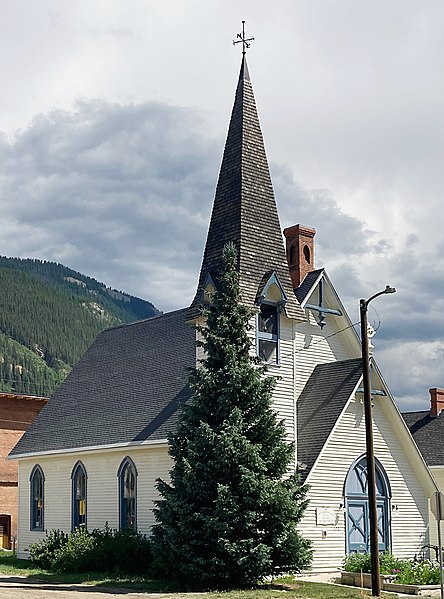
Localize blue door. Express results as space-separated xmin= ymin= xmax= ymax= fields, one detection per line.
xmin=345 ymin=457 xmax=391 ymax=553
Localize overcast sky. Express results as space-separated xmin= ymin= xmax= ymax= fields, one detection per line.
xmin=1 ymin=1 xmax=443 ymax=411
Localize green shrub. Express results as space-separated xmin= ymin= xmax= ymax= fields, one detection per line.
xmin=343 ymin=551 xmax=404 ymax=575
xmin=28 ymin=527 xmax=152 ymax=575
xmin=343 ymin=551 xmax=440 ymax=585
xmin=51 ymin=528 xmax=96 ymax=573
xmin=343 ymin=552 xmax=372 ymax=573
xmin=91 ymin=526 xmax=152 ymax=575
xmin=28 ymin=529 xmax=68 ymax=570
xmin=379 ymin=551 xmax=405 ymax=574
xmin=395 ymin=560 xmax=440 ymax=585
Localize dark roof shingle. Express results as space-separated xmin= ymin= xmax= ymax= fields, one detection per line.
xmin=297 ymin=358 xmax=362 ymax=479
xmin=295 ymin=268 xmax=324 ymax=303
xmin=188 ymin=56 xmax=302 ymax=321
xmin=402 ymin=410 xmax=444 ymax=466
xmin=11 ymin=309 xmax=195 ymax=456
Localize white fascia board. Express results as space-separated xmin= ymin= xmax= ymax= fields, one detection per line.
xmin=299 ymin=270 xmax=324 ymax=309
xmin=301 ymin=270 xmax=361 ymax=352
xmin=304 ymin=369 xmax=438 ymax=497
xmin=368 ymin=360 xmax=438 ymax=495
xmin=9 ymin=438 xmax=169 ymax=460
xmin=318 ymin=271 xmax=361 ymax=346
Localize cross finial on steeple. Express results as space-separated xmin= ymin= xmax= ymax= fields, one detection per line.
xmin=233 ymin=21 xmax=254 ymax=55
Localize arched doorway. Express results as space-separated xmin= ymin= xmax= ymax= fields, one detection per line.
xmin=345 ymin=456 xmax=391 ymax=553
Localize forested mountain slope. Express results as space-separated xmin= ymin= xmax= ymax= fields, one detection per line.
xmin=0 ymin=257 xmax=160 ymax=397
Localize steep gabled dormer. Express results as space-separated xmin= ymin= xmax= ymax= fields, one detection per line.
xmin=256 ymin=270 xmax=288 ymax=364
xmin=187 ymin=55 xmax=303 ymax=321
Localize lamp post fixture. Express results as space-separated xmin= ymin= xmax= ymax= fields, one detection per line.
xmin=360 ymin=285 xmax=396 ymax=598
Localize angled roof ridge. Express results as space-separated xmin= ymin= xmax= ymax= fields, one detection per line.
xmin=295 ymin=268 xmax=324 ymax=304
xmin=10 ymin=308 xmax=195 ymax=457
xmin=187 ymin=55 xmax=303 ymax=320
xmin=297 ymin=358 xmax=363 ymax=480
xmin=104 ymin=308 xmax=185 ymax=332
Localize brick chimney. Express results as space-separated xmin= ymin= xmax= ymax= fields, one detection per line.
xmin=283 ymin=224 xmax=316 ymax=289
xmin=430 ymin=388 xmax=444 ymax=417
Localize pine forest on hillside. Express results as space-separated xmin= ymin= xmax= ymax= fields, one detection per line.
xmin=0 ymin=257 xmax=159 ymax=397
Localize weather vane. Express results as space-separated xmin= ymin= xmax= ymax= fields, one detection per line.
xmin=233 ymin=21 xmax=254 ymax=55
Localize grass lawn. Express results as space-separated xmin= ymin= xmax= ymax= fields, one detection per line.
xmin=0 ymin=552 xmax=397 ymax=598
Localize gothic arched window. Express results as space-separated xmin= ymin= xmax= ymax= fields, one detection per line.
xmin=71 ymin=461 xmax=87 ymax=530
xmin=118 ymin=457 xmax=137 ymax=530
xmin=30 ymin=465 xmax=44 ymax=530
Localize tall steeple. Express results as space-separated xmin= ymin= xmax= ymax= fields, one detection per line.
xmin=188 ymin=54 xmax=303 ymax=320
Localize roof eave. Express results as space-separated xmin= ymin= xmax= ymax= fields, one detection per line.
xmin=9 ymin=437 xmax=169 ymax=460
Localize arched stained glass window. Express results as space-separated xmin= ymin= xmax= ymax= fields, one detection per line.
xmin=30 ymin=465 xmax=44 ymax=530
xmin=118 ymin=457 xmax=137 ymax=530
xmin=71 ymin=461 xmax=87 ymax=530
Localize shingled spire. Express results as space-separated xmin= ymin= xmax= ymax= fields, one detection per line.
xmin=187 ymin=55 xmax=303 ymax=320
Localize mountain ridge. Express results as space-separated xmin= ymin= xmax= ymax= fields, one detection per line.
xmin=0 ymin=256 xmax=160 ymax=397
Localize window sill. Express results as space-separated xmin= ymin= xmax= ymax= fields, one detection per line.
xmin=266 ymin=362 xmax=281 ymax=369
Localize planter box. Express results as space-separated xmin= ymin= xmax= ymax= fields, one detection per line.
xmin=341 ymin=571 xmax=395 ymax=588
xmin=341 ymin=571 xmax=442 ymax=596
xmin=384 ymin=582 xmax=441 ymax=596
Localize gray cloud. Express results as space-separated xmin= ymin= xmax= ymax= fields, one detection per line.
xmin=0 ymin=100 xmax=218 ymax=309
xmin=0 ymin=92 xmax=442 ymax=413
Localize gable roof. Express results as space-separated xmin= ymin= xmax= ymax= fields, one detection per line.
xmin=10 ymin=309 xmax=195 ymax=457
xmin=187 ymin=56 xmax=302 ymax=321
xmin=297 ymin=358 xmax=362 ymax=480
xmin=295 ymin=268 xmax=324 ymax=304
xmin=402 ymin=410 xmax=444 ymax=467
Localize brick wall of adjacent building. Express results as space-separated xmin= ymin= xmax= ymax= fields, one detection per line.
xmin=0 ymin=395 xmax=47 ymax=546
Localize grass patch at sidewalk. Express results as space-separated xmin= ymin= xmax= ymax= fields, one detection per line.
xmin=0 ymin=552 xmax=398 ymax=597
xmin=0 ymin=552 xmax=42 ymax=576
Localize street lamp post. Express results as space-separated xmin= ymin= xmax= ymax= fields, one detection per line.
xmin=360 ymin=285 xmax=396 ymax=598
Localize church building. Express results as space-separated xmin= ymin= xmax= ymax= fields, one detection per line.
xmin=10 ymin=51 xmax=436 ymax=571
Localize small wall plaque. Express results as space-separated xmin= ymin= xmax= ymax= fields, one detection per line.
xmin=316 ymin=507 xmax=336 ymax=526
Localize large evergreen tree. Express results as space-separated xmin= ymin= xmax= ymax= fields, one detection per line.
xmin=153 ymin=244 xmax=312 ymax=588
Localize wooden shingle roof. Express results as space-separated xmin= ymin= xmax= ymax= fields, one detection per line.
xmin=295 ymin=268 xmax=324 ymax=304
xmin=297 ymin=358 xmax=363 ymax=480
xmin=10 ymin=309 xmax=195 ymax=457
xmin=187 ymin=56 xmax=303 ymax=320
xmin=402 ymin=410 xmax=444 ymax=466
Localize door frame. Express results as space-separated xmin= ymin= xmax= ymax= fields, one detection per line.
xmin=344 ymin=455 xmax=391 ymax=554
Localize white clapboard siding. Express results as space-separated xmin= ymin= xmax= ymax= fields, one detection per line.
xmin=196 ymin=310 xmax=297 ymax=443
xmin=428 ymin=467 xmax=444 ymax=547
xmin=269 ymin=314 xmax=296 ymax=442
xmin=195 ymin=316 xmax=205 ymax=364
xmin=299 ymin=396 xmax=429 ymax=572
xmin=245 ymin=314 xmax=296 ymax=443
xmin=17 ymin=446 xmax=171 ymax=559
xmin=294 ymin=310 xmax=358 ymax=400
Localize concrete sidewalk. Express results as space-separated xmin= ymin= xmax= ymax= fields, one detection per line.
xmin=295 ymin=571 xmax=341 ymax=584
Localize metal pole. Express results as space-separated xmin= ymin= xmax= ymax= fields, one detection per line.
xmin=436 ymin=492 xmax=444 ymax=599
xmin=360 ymin=298 xmax=381 ymax=597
